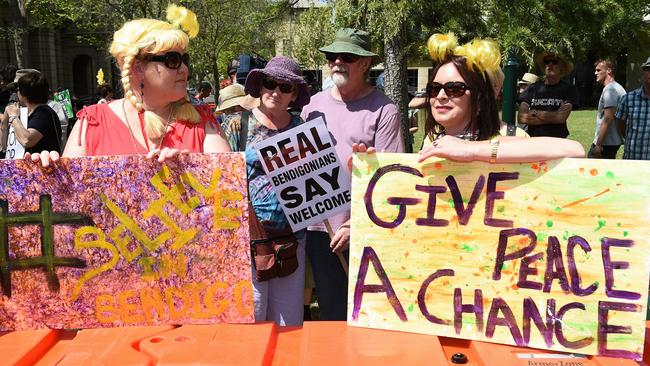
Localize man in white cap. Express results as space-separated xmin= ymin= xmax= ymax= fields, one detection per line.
xmin=517 ymin=72 xmax=539 ymax=95
xmin=517 ymin=52 xmax=579 ymax=138
xmin=615 ymin=56 xmax=650 ymax=160
xmin=590 ymin=59 xmax=626 ymax=159
xmin=300 ymin=28 xmax=403 ymax=320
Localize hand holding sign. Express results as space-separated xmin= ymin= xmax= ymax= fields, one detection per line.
xmin=348 ymin=143 xmax=376 ymax=173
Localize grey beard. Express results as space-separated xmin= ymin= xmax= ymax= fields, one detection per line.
xmin=332 ymin=73 xmax=348 ymax=87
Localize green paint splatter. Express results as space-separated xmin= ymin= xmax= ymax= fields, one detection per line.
xmin=408 ymin=303 xmax=414 ymax=312
xmin=407 ymin=275 xmax=414 ymax=280
xmin=447 ymin=199 xmax=455 ymax=209
xmin=623 ymin=231 xmax=629 ymax=237
xmin=606 ymin=171 xmax=614 ymax=179
xmin=501 ymin=263 xmax=507 ymax=271
xmin=554 ymin=207 xmax=562 ymax=213
xmin=562 ymin=230 xmax=570 ymax=241
xmin=461 ymin=244 xmax=478 ymax=253
xmin=538 ymin=232 xmax=548 ymax=242
xmin=546 ymin=220 xmax=554 ymax=228
xmin=595 ymin=219 xmax=606 ymax=232
xmin=616 ymin=222 xmax=622 ymax=227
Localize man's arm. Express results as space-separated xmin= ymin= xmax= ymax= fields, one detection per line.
xmin=9 ymin=115 xmax=44 ymax=148
xmin=0 ymin=109 xmax=9 ymax=151
xmin=517 ymin=102 xmax=534 ymax=124
xmin=374 ymin=107 xmax=404 ymax=152
xmin=528 ymin=102 xmax=573 ymax=125
xmin=595 ymin=107 xmax=616 ymax=147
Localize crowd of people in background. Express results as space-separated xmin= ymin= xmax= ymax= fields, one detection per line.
xmin=1 ymin=3 xmax=649 ymax=328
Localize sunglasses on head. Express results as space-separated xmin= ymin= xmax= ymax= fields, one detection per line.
xmin=147 ymin=51 xmax=190 ymax=69
xmin=324 ymin=52 xmax=361 ymax=63
xmin=427 ymin=81 xmax=469 ymax=98
xmin=262 ymin=78 xmax=296 ymax=94
xmin=544 ymin=58 xmax=560 ymax=66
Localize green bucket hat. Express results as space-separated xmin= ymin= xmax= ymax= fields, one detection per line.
xmin=319 ymin=28 xmax=378 ymax=57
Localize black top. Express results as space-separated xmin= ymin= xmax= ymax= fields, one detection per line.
xmin=519 ymin=80 xmax=579 ymax=138
xmin=27 ymin=104 xmax=62 ymax=154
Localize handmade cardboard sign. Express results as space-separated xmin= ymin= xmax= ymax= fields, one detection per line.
xmin=5 ymin=107 xmax=27 ymax=160
xmin=53 ymin=89 xmax=74 ymax=119
xmin=348 ymin=153 xmax=650 ymax=360
xmin=0 ymin=153 xmax=253 ymax=330
xmin=254 ymin=117 xmax=351 ymax=231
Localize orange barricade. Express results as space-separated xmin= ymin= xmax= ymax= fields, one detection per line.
xmin=2 ymin=322 xmax=648 ymax=365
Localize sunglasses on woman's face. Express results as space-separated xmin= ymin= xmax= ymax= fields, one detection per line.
xmin=148 ymin=51 xmax=190 ymax=69
xmin=324 ymin=52 xmax=361 ymax=63
xmin=428 ymin=81 xmax=469 ymax=98
xmin=262 ymin=78 xmax=296 ymax=93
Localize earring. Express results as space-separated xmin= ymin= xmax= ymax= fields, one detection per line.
xmin=140 ymin=82 xmax=144 ymax=97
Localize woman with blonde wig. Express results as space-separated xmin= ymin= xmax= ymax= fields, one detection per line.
xmin=30 ymin=5 xmax=229 ymax=165
xmin=416 ymin=33 xmax=584 ymax=163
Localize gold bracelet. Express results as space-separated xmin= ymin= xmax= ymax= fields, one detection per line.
xmin=489 ymin=138 xmax=499 ymax=164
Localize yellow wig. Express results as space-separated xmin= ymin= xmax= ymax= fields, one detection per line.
xmin=109 ymin=4 xmax=200 ymax=140
xmin=427 ymin=33 xmax=502 ymax=80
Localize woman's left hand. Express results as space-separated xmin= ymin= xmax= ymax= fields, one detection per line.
xmin=146 ymin=147 xmax=190 ymax=162
xmin=418 ymin=135 xmax=483 ymax=163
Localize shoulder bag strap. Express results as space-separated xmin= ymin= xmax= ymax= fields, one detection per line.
xmin=239 ymin=110 xmax=250 ymax=152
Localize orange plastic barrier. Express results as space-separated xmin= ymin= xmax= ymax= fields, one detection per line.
xmin=1 ymin=322 xmax=648 ymax=365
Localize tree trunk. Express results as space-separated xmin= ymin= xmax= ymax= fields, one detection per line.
xmin=11 ymin=28 xmax=31 ymax=69
xmin=383 ymin=24 xmax=411 ymax=152
xmin=212 ymin=58 xmax=220 ymax=101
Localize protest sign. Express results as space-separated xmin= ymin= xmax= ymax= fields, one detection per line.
xmin=5 ymin=107 xmax=27 ymax=160
xmin=0 ymin=153 xmax=253 ymax=330
xmin=53 ymin=89 xmax=74 ymax=119
xmin=348 ymin=153 xmax=650 ymax=360
xmin=254 ymin=117 xmax=350 ymax=231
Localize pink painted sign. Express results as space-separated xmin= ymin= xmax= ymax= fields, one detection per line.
xmin=0 ymin=153 xmax=253 ymax=330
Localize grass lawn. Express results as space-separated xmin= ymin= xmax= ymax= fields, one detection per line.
xmin=410 ymin=109 xmax=621 ymax=158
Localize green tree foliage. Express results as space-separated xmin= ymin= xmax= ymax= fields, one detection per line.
xmin=188 ymin=0 xmax=294 ymax=91
xmin=291 ymin=4 xmax=334 ymax=68
xmin=291 ymin=0 xmax=649 ymax=148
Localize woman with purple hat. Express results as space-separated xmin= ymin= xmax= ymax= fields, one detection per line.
xmin=222 ymin=56 xmax=310 ymax=326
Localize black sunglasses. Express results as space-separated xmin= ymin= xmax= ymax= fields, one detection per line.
xmin=262 ymin=78 xmax=296 ymax=94
xmin=324 ymin=52 xmax=361 ymax=63
xmin=147 ymin=51 xmax=190 ymax=69
xmin=427 ymin=81 xmax=469 ymax=98
xmin=544 ymin=58 xmax=560 ymax=66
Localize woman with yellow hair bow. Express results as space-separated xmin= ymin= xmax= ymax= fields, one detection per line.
xmin=416 ymin=33 xmax=584 ymax=163
xmin=29 ymin=4 xmax=229 ymax=165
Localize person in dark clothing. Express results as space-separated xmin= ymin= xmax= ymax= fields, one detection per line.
xmin=4 ymin=71 xmax=62 ymax=154
xmin=0 ymin=64 xmax=18 ymax=158
xmin=517 ymin=52 xmax=579 ymax=138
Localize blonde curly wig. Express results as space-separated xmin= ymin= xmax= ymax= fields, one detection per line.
xmin=109 ymin=4 xmax=200 ymax=139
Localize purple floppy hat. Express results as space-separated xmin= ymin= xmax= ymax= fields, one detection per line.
xmin=244 ymin=56 xmax=310 ymax=108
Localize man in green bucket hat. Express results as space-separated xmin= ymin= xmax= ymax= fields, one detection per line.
xmin=301 ymin=28 xmax=404 ymax=321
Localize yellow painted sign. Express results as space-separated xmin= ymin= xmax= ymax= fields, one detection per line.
xmin=348 ymin=153 xmax=650 ymax=360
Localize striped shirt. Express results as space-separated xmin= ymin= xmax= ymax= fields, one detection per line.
xmin=616 ymin=86 xmax=650 ymax=160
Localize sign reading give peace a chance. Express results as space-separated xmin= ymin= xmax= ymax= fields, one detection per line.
xmin=348 ymin=153 xmax=650 ymax=360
